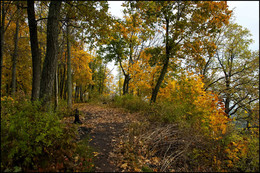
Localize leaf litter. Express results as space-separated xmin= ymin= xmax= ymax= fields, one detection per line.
xmin=69 ymin=103 xmax=143 ymax=172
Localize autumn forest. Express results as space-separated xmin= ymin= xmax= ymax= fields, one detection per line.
xmin=1 ymin=1 xmax=259 ymax=172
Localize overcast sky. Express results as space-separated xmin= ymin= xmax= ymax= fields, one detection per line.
xmin=108 ymin=1 xmax=259 ymax=51
xmin=107 ymin=1 xmax=259 ymax=78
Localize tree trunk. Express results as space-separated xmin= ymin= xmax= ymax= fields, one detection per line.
xmin=224 ymin=77 xmax=231 ymax=118
xmin=64 ymin=79 xmax=67 ymax=100
xmin=118 ymin=69 xmax=122 ymax=96
xmin=150 ymin=18 xmax=170 ymax=103
xmin=11 ymin=2 xmax=20 ymax=97
xmin=39 ymin=1 xmax=62 ymax=106
xmin=54 ymin=68 xmax=58 ymax=110
xmin=123 ymin=74 xmax=130 ymax=95
xmin=27 ymin=0 xmax=42 ymax=101
xmin=80 ymin=85 xmax=83 ymax=102
xmin=59 ymin=64 xmax=65 ymax=98
xmin=0 ymin=1 xmax=6 ymax=111
xmin=74 ymin=85 xmax=78 ymax=102
xmin=60 ymin=52 xmax=66 ymax=99
xmin=66 ymin=19 xmax=72 ymax=109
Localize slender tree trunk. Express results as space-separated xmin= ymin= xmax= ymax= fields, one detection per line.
xmin=0 ymin=1 xmax=6 ymax=111
xmin=60 ymin=51 xmax=66 ymax=99
xmin=27 ymin=0 xmax=42 ymax=101
xmin=79 ymin=85 xmax=83 ymax=102
xmin=11 ymin=2 xmax=20 ymax=97
xmin=74 ymin=85 xmax=78 ymax=102
xmin=150 ymin=18 xmax=170 ymax=103
xmin=59 ymin=65 xmax=62 ymax=98
xmin=224 ymin=77 xmax=231 ymax=118
xmin=64 ymin=79 xmax=67 ymax=100
xmin=39 ymin=1 xmax=62 ymax=106
xmin=54 ymin=69 xmax=58 ymax=109
xmin=66 ymin=19 xmax=72 ymax=108
xmin=60 ymin=64 xmax=66 ymax=98
xmin=122 ymin=74 xmax=130 ymax=95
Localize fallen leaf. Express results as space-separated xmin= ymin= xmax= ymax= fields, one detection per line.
xmin=93 ymin=152 xmax=99 ymax=157
xmin=121 ymin=163 xmax=128 ymax=169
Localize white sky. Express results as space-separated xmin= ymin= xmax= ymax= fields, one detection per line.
xmin=107 ymin=1 xmax=259 ymax=79
xmin=227 ymin=1 xmax=259 ymax=51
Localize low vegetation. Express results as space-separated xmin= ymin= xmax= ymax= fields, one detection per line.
xmin=109 ymin=78 xmax=259 ymax=172
xmin=1 ymin=94 xmax=94 ymax=172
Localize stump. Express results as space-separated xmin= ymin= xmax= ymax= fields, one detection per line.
xmin=73 ymin=108 xmax=82 ymax=124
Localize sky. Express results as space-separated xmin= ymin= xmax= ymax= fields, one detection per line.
xmin=107 ymin=1 xmax=259 ymax=78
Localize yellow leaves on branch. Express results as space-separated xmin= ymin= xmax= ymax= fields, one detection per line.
xmin=128 ymin=51 xmax=161 ymax=97
xmin=71 ymin=47 xmax=93 ymax=85
xmin=195 ymin=1 xmax=232 ymax=29
xmin=224 ymin=139 xmax=249 ymax=168
xmin=158 ymin=73 xmax=230 ymax=140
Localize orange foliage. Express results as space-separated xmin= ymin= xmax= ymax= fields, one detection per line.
xmin=71 ymin=47 xmax=93 ymax=86
xmin=128 ymin=51 xmax=162 ymax=98
xmin=158 ymin=73 xmax=231 ymax=140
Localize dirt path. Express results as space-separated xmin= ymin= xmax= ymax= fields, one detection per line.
xmin=75 ymin=103 xmax=138 ymax=172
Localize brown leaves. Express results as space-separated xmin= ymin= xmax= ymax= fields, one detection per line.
xmin=71 ymin=103 xmax=142 ymax=171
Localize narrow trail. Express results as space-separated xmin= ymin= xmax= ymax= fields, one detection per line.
xmin=75 ymin=103 xmax=139 ymax=172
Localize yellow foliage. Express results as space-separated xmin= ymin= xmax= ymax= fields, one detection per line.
xmin=128 ymin=51 xmax=161 ymax=98
xmin=71 ymin=47 xmax=93 ymax=86
xmin=158 ymin=73 xmax=230 ymax=140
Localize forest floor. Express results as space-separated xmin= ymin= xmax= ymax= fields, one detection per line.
xmin=71 ymin=103 xmax=142 ymax=172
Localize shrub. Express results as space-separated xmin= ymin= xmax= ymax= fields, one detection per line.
xmin=1 ymin=97 xmax=93 ymax=172
xmin=111 ymin=74 xmax=259 ymax=172
xmin=113 ymin=94 xmax=150 ymax=113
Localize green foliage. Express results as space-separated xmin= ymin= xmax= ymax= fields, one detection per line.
xmin=111 ymin=94 xmax=195 ymax=125
xmin=73 ymin=137 xmax=95 ymax=172
xmin=149 ymin=101 xmax=187 ymax=124
xmin=221 ymin=129 xmax=259 ymax=172
xmin=55 ymin=99 xmax=73 ymax=118
xmin=141 ymin=166 xmax=153 ymax=172
xmin=113 ymin=94 xmax=150 ymax=113
xmin=111 ymin=91 xmax=258 ymax=172
xmin=1 ymin=97 xmax=93 ymax=172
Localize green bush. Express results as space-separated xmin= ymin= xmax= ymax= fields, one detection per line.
xmin=55 ymin=99 xmax=74 ymax=118
xmin=113 ymin=94 xmax=150 ymax=113
xmin=1 ymin=97 xmax=93 ymax=172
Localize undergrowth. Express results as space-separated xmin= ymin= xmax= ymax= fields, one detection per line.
xmin=1 ymin=95 xmax=94 ymax=172
xmin=109 ymin=94 xmax=259 ymax=172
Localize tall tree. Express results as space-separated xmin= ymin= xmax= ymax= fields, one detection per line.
xmin=211 ymin=23 xmax=259 ymax=118
xmin=58 ymin=1 xmax=111 ymax=103
xmin=39 ymin=1 xmax=62 ymax=106
xmin=99 ymin=6 xmax=152 ymax=95
xmin=27 ymin=0 xmax=41 ymax=101
xmin=132 ymin=1 xmax=232 ymax=103
xmin=0 ymin=1 xmax=5 ymax=109
xmin=66 ymin=17 xmax=72 ymax=108
xmin=11 ymin=2 xmax=21 ymax=97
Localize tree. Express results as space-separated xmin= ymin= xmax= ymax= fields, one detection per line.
xmin=39 ymin=1 xmax=62 ymax=106
xmin=0 ymin=1 xmax=10 ymax=110
xmin=0 ymin=1 xmax=5 ymax=109
xmin=66 ymin=17 xmax=72 ymax=108
xmin=99 ymin=4 xmax=152 ymax=95
xmin=55 ymin=1 xmax=111 ymax=104
xmin=71 ymin=45 xmax=93 ymax=102
xmin=27 ymin=0 xmax=42 ymax=101
xmin=10 ymin=2 xmax=21 ymax=97
xmin=210 ymin=23 xmax=259 ymax=119
xmin=131 ymin=1 xmax=232 ymax=103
